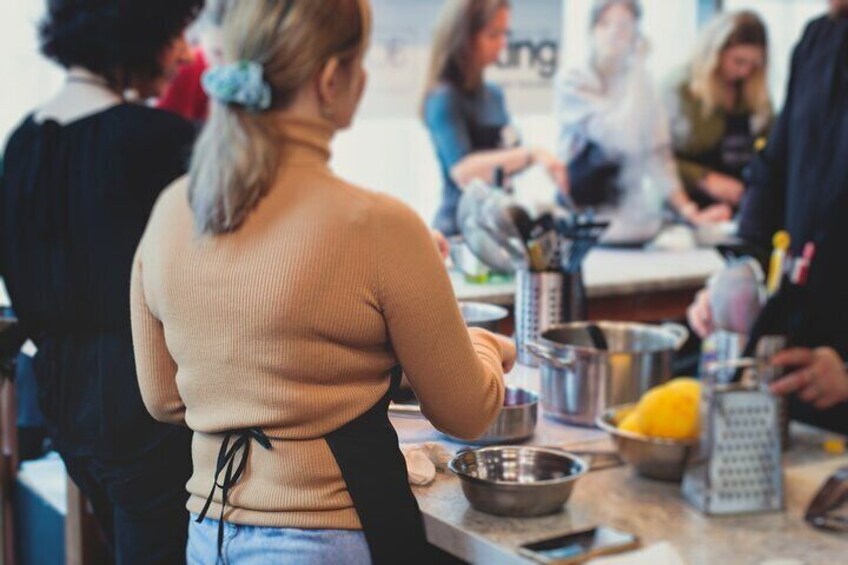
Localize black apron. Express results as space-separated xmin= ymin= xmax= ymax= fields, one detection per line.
xmin=196 ymin=369 xmax=431 ymax=564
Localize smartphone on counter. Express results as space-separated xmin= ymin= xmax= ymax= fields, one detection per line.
xmin=518 ymin=526 xmax=639 ymax=564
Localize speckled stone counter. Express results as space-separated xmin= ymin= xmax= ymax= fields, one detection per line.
xmin=393 ymin=368 xmax=848 ymax=564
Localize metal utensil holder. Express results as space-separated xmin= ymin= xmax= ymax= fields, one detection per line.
xmin=682 ymin=358 xmax=784 ymax=515
xmin=515 ymin=270 xmax=586 ymax=366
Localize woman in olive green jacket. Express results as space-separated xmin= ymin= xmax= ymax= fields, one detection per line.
xmin=665 ymin=10 xmax=773 ymax=215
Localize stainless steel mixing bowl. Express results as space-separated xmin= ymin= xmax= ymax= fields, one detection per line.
xmin=596 ymin=404 xmax=697 ymax=482
xmin=449 ymin=446 xmax=587 ymax=517
xmin=458 ymin=301 xmax=509 ymax=332
xmin=444 ymin=387 xmax=537 ymax=445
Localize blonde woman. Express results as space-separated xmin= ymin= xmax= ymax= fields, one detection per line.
xmin=665 ymin=10 xmax=773 ymax=212
xmin=130 ymin=0 xmax=512 ymax=563
xmin=422 ymin=0 xmax=568 ymax=236
xmin=556 ymin=0 xmax=730 ymax=244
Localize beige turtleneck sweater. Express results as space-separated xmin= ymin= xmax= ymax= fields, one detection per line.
xmin=130 ymin=116 xmax=506 ymax=530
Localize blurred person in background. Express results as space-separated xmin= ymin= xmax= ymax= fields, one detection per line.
xmin=422 ymin=0 xmax=569 ymax=237
xmin=157 ymin=0 xmax=234 ymax=123
xmin=665 ymin=10 xmax=773 ymax=214
xmin=0 ymin=0 xmax=201 ymax=561
xmin=689 ymin=0 xmax=848 ymax=434
xmin=556 ymin=0 xmax=731 ymax=245
xmin=131 ymin=0 xmax=511 ymax=563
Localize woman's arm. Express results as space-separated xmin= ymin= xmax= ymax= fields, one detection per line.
xmin=373 ymin=196 xmax=509 ymax=440
xmin=449 ymin=145 xmax=534 ymax=186
xmin=130 ymin=251 xmax=187 ymax=426
xmin=424 ymin=88 xmax=566 ymax=191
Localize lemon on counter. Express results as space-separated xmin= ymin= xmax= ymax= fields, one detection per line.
xmin=618 ymin=410 xmax=642 ymax=434
xmin=666 ymin=377 xmax=700 ymax=400
xmin=616 ymin=378 xmax=702 ymax=441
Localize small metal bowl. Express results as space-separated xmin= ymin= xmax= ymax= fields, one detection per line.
xmin=449 ymin=446 xmax=587 ymax=517
xmin=458 ymin=301 xmax=509 ymax=332
xmin=444 ymin=387 xmax=538 ymax=445
xmin=596 ymin=404 xmax=697 ymax=482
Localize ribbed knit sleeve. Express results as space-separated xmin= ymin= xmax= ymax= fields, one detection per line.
xmin=130 ymin=245 xmax=186 ymax=426
xmin=373 ymin=195 xmax=505 ymax=440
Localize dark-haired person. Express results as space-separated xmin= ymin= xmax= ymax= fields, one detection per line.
xmin=422 ymin=0 xmax=569 ymax=236
xmin=688 ymin=0 xmax=848 ymax=434
xmin=0 ymin=1 xmax=202 ymax=562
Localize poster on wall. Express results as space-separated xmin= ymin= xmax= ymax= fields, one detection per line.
xmin=362 ymin=0 xmax=562 ymax=118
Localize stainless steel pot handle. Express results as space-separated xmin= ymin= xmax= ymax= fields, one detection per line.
xmin=525 ymin=342 xmax=577 ymax=369
xmin=661 ymin=323 xmax=690 ymax=351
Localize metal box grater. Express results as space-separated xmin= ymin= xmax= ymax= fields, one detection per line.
xmin=682 ymin=366 xmax=784 ymax=515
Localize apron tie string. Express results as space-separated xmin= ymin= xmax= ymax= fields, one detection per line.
xmin=196 ymin=427 xmax=273 ymax=559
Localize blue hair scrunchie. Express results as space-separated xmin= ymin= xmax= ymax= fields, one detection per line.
xmin=201 ymin=61 xmax=272 ymax=112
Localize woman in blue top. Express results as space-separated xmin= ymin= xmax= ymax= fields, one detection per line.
xmin=422 ymin=0 xmax=569 ymax=236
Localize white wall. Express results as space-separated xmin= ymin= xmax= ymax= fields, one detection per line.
xmin=0 ymin=1 xmax=64 ymax=148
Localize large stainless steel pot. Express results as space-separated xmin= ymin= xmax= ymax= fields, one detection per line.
xmin=527 ymin=322 xmax=689 ymax=427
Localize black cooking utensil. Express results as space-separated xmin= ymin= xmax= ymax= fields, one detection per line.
xmin=505 ymin=204 xmax=535 ymax=244
xmin=806 ymin=467 xmax=848 ymax=532
xmin=586 ymin=324 xmax=609 ymax=351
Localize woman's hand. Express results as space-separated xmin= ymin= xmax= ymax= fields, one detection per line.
xmin=701 ymin=172 xmax=745 ymax=206
xmin=691 ymin=203 xmax=734 ymax=225
xmin=770 ymin=348 xmax=848 ymax=410
xmin=532 ymin=147 xmax=570 ymax=194
xmin=431 ymin=230 xmax=450 ymax=261
xmin=687 ymin=288 xmax=714 ymax=339
xmin=493 ymin=334 xmax=517 ymax=374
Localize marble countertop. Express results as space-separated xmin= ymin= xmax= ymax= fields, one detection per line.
xmin=393 ymin=367 xmax=848 ymax=564
xmin=452 ymin=246 xmax=725 ymax=306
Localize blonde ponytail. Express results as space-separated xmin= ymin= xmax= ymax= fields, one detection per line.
xmin=188 ymin=0 xmax=370 ymax=234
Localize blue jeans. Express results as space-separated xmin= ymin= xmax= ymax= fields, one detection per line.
xmin=187 ymin=515 xmax=371 ymax=565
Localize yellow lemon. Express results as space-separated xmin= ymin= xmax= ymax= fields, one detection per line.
xmin=636 ymin=383 xmax=700 ymax=441
xmin=666 ymin=378 xmax=701 ymax=403
xmin=618 ymin=410 xmax=642 ymax=435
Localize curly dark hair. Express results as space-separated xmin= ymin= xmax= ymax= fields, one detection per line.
xmin=39 ymin=0 xmax=204 ymax=88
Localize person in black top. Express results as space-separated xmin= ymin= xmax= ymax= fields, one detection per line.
xmin=689 ymin=0 xmax=848 ymax=435
xmin=0 ymin=1 xmax=201 ymax=562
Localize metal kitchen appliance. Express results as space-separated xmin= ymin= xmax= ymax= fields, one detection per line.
xmin=682 ymin=358 xmax=784 ymax=515
xmin=527 ymin=322 xmax=689 ymax=427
